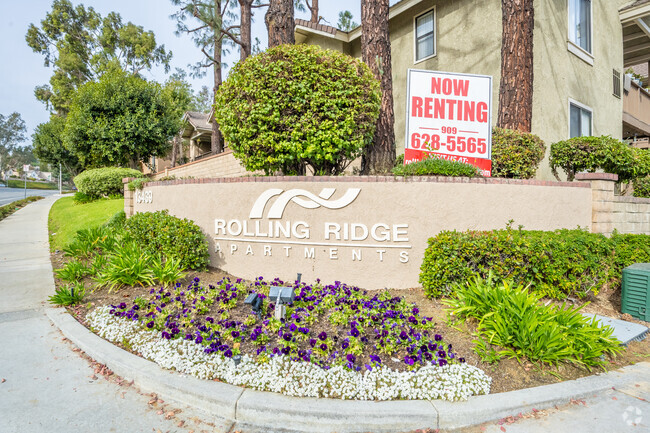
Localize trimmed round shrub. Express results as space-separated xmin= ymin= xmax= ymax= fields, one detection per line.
xmin=214 ymin=44 xmax=381 ymax=175
xmin=491 ymin=127 xmax=545 ymax=179
xmin=123 ymin=210 xmax=209 ymax=270
xmin=73 ymin=167 xmax=144 ymax=199
xmin=550 ymin=136 xmax=650 ymax=182
xmin=633 ymin=176 xmax=650 ymax=198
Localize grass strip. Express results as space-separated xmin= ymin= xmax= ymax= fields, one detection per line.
xmin=7 ymin=179 xmax=58 ymax=190
xmin=49 ymin=196 xmax=124 ymax=251
xmin=0 ymin=196 xmax=44 ymax=222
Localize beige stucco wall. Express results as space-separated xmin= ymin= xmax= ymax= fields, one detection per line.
xmin=532 ymin=0 xmax=626 ymax=180
xmin=151 ymin=150 xmax=250 ymax=180
xmin=131 ymin=177 xmax=591 ymax=290
xmin=295 ymin=29 xmax=351 ymax=55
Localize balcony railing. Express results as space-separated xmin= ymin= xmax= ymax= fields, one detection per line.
xmin=623 ymin=79 xmax=650 ymax=139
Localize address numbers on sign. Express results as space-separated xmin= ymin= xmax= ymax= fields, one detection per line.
xmin=135 ymin=190 xmax=153 ymax=204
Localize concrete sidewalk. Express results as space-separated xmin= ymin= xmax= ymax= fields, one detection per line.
xmin=0 ymin=196 xmax=213 ymax=433
xmin=2 ymin=195 xmax=650 ymax=433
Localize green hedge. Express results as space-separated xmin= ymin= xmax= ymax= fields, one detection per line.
xmin=550 ymin=136 xmax=650 ymax=182
xmin=73 ymin=167 xmax=144 ymax=200
xmin=420 ymin=228 xmax=650 ymax=300
xmin=491 ymin=127 xmax=545 ymax=179
xmin=392 ymin=156 xmax=481 ymax=177
xmin=123 ymin=210 xmax=209 ymax=270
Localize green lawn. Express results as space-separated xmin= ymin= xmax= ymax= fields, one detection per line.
xmin=7 ymin=179 xmax=58 ymax=190
xmin=49 ymin=196 xmax=124 ymax=250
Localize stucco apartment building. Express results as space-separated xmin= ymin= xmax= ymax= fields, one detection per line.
xmin=296 ymin=0 xmax=650 ymax=180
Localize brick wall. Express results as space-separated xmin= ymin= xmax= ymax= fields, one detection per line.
xmin=577 ymin=173 xmax=650 ymax=235
xmin=151 ymin=150 xmax=251 ymax=180
xmin=123 ymin=181 xmax=134 ymax=217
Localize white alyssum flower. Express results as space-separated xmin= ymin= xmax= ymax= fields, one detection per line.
xmin=87 ymin=306 xmax=491 ymax=401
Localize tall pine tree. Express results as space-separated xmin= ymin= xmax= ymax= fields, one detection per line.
xmin=360 ymin=0 xmax=395 ymax=174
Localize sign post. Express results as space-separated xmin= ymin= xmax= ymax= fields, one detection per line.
xmin=404 ymin=69 xmax=493 ymax=176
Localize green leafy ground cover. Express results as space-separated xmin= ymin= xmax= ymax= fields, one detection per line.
xmin=48 ymin=196 xmax=123 ymax=251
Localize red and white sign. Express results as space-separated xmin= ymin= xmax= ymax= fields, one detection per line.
xmin=405 ymin=69 xmax=493 ymax=176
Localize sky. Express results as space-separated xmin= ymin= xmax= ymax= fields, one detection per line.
xmin=0 ymin=0 xmax=375 ymax=141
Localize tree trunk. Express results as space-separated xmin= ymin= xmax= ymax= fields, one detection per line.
xmin=360 ymin=0 xmax=395 ymax=174
xmin=212 ymin=33 xmax=224 ymax=154
xmin=497 ymin=0 xmax=534 ymax=132
xmin=266 ymin=0 xmax=295 ymax=47
xmin=171 ymin=135 xmax=178 ymax=167
xmin=239 ymin=0 xmax=252 ymax=61
xmin=308 ymin=0 xmax=319 ymax=23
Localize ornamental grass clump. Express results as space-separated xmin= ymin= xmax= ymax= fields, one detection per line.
xmin=444 ymin=276 xmax=622 ymax=368
xmin=94 ymin=241 xmax=156 ymax=292
xmin=48 ymin=282 xmax=86 ymax=306
xmin=87 ymin=277 xmax=492 ymax=400
xmin=55 ymin=259 xmax=91 ymax=283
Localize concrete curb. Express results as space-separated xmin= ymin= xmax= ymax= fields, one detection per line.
xmin=46 ymin=307 xmax=650 ymax=432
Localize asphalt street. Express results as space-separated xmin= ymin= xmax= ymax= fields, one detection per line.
xmin=0 ymin=185 xmax=60 ymax=206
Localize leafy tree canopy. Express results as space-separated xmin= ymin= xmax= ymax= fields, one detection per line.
xmin=26 ymin=0 xmax=172 ymax=114
xmin=337 ymin=10 xmax=358 ymax=31
xmin=0 ymin=112 xmax=28 ymax=175
xmin=33 ymin=115 xmax=82 ymax=177
xmin=170 ymin=0 xmax=237 ymax=77
xmin=165 ymin=69 xmax=213 ymax=115
xmin=0 ymin=112 xmax=27 ymax=157
xmin=63 ymin=68 xmax=180 ymax=169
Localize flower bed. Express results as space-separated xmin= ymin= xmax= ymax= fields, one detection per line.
xmin=87 ymin=277 xmax=491 ymax=401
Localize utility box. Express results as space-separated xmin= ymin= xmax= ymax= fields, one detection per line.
xmin=621 ymin=263 xmax=650 ymax=322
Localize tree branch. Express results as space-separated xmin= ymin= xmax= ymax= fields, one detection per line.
xmin=188 ymin=24 xmax=209 ymax=33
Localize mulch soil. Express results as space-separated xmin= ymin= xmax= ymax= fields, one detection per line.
xmin=50 ymin=250 xmax=650 ymax=395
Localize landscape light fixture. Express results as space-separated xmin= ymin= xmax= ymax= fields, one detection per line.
xmin=233 ymin=354 xmax=242 ymax=366
xmin=244 ymin=293 xmax=263 ymax=314
xmin=269 ymin=285 xmax=296 ymax=320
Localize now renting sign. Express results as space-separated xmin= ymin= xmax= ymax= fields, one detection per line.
xmin=405 ymin=69 xmax=493 ymax=176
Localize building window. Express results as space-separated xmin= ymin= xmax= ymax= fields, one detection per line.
xmin=569 ymin=101 xmax=592 ymax=138
xmin=415 ymin=9 xmax=435 ymax=62
xmin=613 ymin=69 xmax=621 ymax=98
xmin=568 ymin=0 xmax=591 ymax=53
